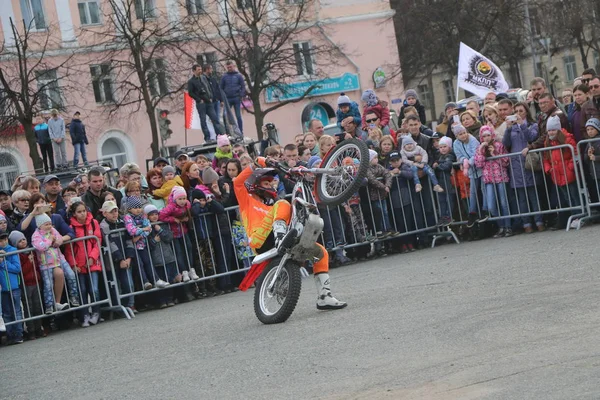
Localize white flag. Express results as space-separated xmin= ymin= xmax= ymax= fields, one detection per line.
xmin=457 ymin=42 xmax=509 ymax=99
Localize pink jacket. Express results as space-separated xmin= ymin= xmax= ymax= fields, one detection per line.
xmin=158 ymin=193 xmax=191 ymax=238
xmin=32 ymin=227 xmax=66 ymax=270
xmin=474 ymin=141 xmax=510 ymax=184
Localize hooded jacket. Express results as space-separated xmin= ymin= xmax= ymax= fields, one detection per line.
xmin=69 ymin=118 xmax=88 ymax=145
xmin=474 ymin=139 xmax=510 ymax=184
xmin=362 ymin=101 xmax=390 ymax=129
xmin=147 ymin=223 xmax=176 ymax=266
xmin=0 ymin=244 xmax=20 ymax=292
xmin=220 ymin=71 xmax=246 ymax=100
xmin=502 ymin=121 xmax=539 ymax=188
xmin=32 ymin=227 xmax=67 ymax=269
xmin=543 ymin=129 xmax=578 ymax=186
xmin=453 ymin=134 xmax=482 ymax=178
xmin=34 ymin=122 xmax=51 ymax=145
xmin=64 ymin=212 xmax=102 ymax=274
xmin=336 ymin=101 xmax=362 ymax=128
xmin=123 ymin=212 xmax=151 ymax=249
xmin=158 ymin=191 xmax=191 ymax=238
xmin=100 ymin=217 xmax=136 ymax=268
xmin=398 ymin=100 xmax=426 ymax=125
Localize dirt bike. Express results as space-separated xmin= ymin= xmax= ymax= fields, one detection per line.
xmin=243 ymin=138 xmax=369 ymax=324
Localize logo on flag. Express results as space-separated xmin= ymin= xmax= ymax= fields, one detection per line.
xmin=457 ymin=42 xmax=509 ymax=98
xmin=184 ymin=92 xmax=217 ymax=139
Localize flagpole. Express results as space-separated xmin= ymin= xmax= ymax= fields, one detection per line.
xmin=185 ymin=127 xmax=188 ymax=147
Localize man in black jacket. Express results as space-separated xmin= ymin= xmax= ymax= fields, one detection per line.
xmin=69 ymin=111 xmax=89 ymax=167
xmin=82 ymin=167 xmax=123 ymax=221
xmin=187 ymin=64 xmax=223 ymax=143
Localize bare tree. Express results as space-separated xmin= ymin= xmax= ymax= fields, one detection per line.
xmin=0 ymin=18 xmax=77 ymax=171
xmin=84 ymin=0 xmax=190 ymax=158
xmin=181 ymin=0 xmax=342 ymax=140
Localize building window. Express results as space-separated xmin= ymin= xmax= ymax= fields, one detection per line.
xmin=417 ymin=84 xmax=432 ymax=109
xmin=196 ymin=52 xmax=217 ymax=70
xmin=293 ymin=42 xmax=314 ymax=76
xmin=134 ymin=0 xmax=156 ymax=19
xmin=594 ymin=52 xmax=600 ymax=74
xmin=36 ymin=69 xmax=61 ymax=110
xmin=563 ymin=55 xmax=577 ymax=82
xmin=90 ymin=64 xmax=115 ymax=103
xmin=0 ymin=153 xmax=20 ymax=192
xmin=442 ymin=80 xmax=453 ymax=103
xmin=148 ymin=59 xmax=168 ymax=97
xmin=186 ymin=0 xmax=204 ymax=14
xmin=528 ymin=7 xmax=541 ymax=37
xmin=20 ymin=0 xmax=46 ymax=30
xmin=78 ymin=0 xmax=101 ymax=25
xmin=237 ymin=0 xmax=252 ymax=9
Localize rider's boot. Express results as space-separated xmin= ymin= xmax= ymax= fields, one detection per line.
xmin=314 ymin=273 xmax=347 ymax=310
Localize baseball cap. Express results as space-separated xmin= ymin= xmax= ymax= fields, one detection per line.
xmin=389 ymin=151 xmax=401 ymax=159
xmin=0 ymin=231 xmax=9 ymax=239
xmin=43 ymin=175 xmax=59 ymax=185
xmin=173 ymin=150 xmax=189 ymax=160
xmin=101 ymin=201 xmax=119 ymax=212
xmin=0 ymin=189 xmax=11 ymax=197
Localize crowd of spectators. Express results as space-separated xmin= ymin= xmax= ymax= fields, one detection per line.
xmin=1 ymin=72 xmax=600 ymax=346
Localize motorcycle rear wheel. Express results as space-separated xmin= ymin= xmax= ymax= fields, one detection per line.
xmin=315 ymin=138 xmax=369 ymax=207
xmin=254 ymin=258 xmax=302 ymax=324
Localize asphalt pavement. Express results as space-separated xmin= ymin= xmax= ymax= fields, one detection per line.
xmin=1 ymin=229 xmax=600 ymax=400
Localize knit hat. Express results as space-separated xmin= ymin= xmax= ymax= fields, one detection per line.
xmin=368 ymin=149 xmax=378 ymax=161
xmin=585 ymin=118 xmax=600 ymax=133
xmin=546 ymin=115 xmax=561 ymax=131
xmin=0 ymin=214 xmax=5 ymax=222
xmin=217 ymin=135 xmax=230 ymax=148
xmin=201 ymin=167 xmax=219 ymax=185
xmin=35 ymin=213 xmax=51 ymax=227
xmin=401 ymin=136 xmax=417 ymax=147
xmin=405 ymin=89 xmax=418 ymax=100
xmin=308 ymin=156 xmax=322 ymax=168
xmin=479 ymin=125 xmax=494 ymax=138
xmin=361 ymin=89 xmax=378 ymax=107
xmin=126 ymin=196 xmax=143 ymax=210
xmin=389 ymin=151 xmax=401 ymax=160
xmin=143 ymin=204 xmax=158 ymax=215
xmin=162 ymin=166 xmax=176 ymax=177
xmin=191 ymin=189 xmax=206 ymax=201
xmin=171 ymin=185 xmax=187 ymax=200
xmin=439 ymin=137 xmax=453 ymax=148
xmin=337 ymin=93 xmax=351 ymax=106
xmin=452 ymin=124 xmax=467 ymax=135
xmin=444 ymin=102 xmax=458 ymax=112
xmin=69 ymin=196 xmax=82 ymax=206
xmin=8 ymin=231 xmax=26 ymax=247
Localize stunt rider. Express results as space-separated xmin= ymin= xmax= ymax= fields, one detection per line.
xmin=234 ymin=158 xmax=347 ymax=310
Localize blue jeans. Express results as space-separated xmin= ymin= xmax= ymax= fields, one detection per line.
xmin=196 ymin=101 xmax=223 ymax=141
xmin=514 ymin=186 xmax=543 ymax=228
xmin=73 ymin=142 xmax=88 ymax=166
xmin=411 ymin=164 xmax=440 ymax=186
xmin=557 ymin=183 xmax=581 ymax=210
xmin=77 ymin=272 xmax=100 ymax=319
xmin=371 ymin=199 xmax=392 ymax=232
xmin=1 ymin=289 xmax=23 ymax=341
xmin=438 ymin=192 xmax=454 ymax=219
xmin=468 ymin=176 xmax=487 ymax=215
xmin=486 ymin=183 xmax=511 ymax=228
xmin=40 ymin=262 xmax=79 ymax=308
xmin=213 ymin=101 xmax=221 ymax=126
xmin=112 ymin=266 xmax=134 ymax=307
xmin=227 ymin=97 xmax=243 ymax=133
xmin=174 ymin=236 xmax=193 ymax=273
xmin=135 ymin=247 xmax=156 ymax=284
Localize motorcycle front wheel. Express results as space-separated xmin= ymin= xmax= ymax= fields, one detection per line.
xmin=315 ymin=138 xmax=369 ymax=207
xmin=254 ymin=258 xmax=302 ymax=324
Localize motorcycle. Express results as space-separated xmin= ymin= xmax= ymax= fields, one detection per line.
xmin=241 ymin=138 xmax=369 ymax=324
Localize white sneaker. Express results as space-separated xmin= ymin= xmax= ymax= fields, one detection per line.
xmin=570 ymin=219 xmax=583 ymax=229
xmin=182 ymin=271 xmax=190 ymax=282
xmin=143 ymin=282 xmax=153 ymax=290
xmin=81 ymin=315 xmax=91 ymax=328
xmin=189 ymin=268 xmax=200 ymax=280
xmin=89 ymin=312 xmax=100 ymax=325
xmin=55 ymin=302 xmax=69 ymax=311
xmin=0 ymin=316 xmax=6 ymax=332
xmin=314 ymin=273 xmax=347 ymax=310
xmin=155 ymin=279 xmax=170 ymax=288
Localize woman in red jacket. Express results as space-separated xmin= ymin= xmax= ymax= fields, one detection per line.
xmin=64 ymin=201 xmax=103 ymax=327
xmin=543 ymin=115 xmax=582 ymax=229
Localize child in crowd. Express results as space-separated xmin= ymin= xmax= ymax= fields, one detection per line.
xmin=474 ymin=128 xmax=512 ymax=238
xmin=453 ymin=124 xmax=486 ymax=228
xmin=195 ymin=155 xmax=210 ymax=171
xmin=99 ymin=201 xmax=136 ymax=310
xmin=59 ymin=186 xmax=78 ymax=223
xmin=123 ymin=196 xmax=154 ymax=290
xmin=584 ymin=118 xmax=600 ymax=184
xmin=239 ymin=154 xmax=253 ymax=170
xmin=336 ymin=93 xmax=362 ymax=130
xmin=433 ymin=137 xmax=457 ymax=226
xmin=64 ymin=201 xmax=103 ymax=327
xmin=9 ymin=231 xmax=44 ymax=339
xmin=0 ymin=231 xmax=23 ymax=344
xmin=400 ymin=136 xmax=444 ymax=193
xmin=361 ymin=89 xmax=391 ymax=135
xmin=31 ymin=213 xmax=80 ymax=313
xmin=0 ymin=214 xmax=8 ymax=235
xmin=367 ymin=127 xmax=383 ymax=150
xmin=144 ymin=205 xmax=176 ymax=308
xmin=388 ymin=151 xmax=417 ymax=252
xmin=366 ymin=149 xmax=394 ymax=237
xmin=318 ymin=135 xmax=336 ymax=159
xmin=304 ymin=133 xmax=320 ymax=156
xmin=378 ymin=136 xmax=396 ymax=167
xmin=264 ymin=146 xmax=282 ymax=160
xmin=159 ymin=186 xmax=199 ymax=282
xmin=298 ymin=145 xmax=311 ymax=164
xmin=543 ymin=115 xmax=580 ymax=229
xmin=212 ymin=135 xmax=235 ymax=174
xmin=152 ymin=166 xmax=184 ymax=200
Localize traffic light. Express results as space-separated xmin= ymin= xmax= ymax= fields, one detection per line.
xmin=157 ymin=109 xmax=172 ymax=140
